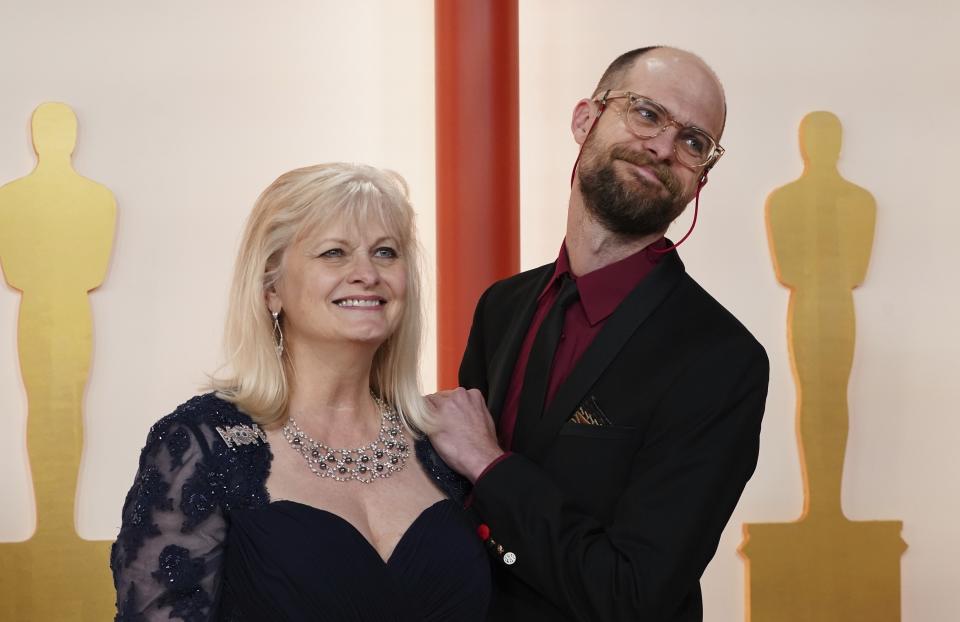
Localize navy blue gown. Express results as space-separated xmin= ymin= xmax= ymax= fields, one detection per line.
xmin=111 ymin=394 xmax=490 ymax=621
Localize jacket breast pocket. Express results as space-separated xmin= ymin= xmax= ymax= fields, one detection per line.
xmin=550 ymin=421 xmax=641 ymax=518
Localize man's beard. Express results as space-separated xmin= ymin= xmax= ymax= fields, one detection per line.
xmin=577 ymin=142 xmax=689 ymax=238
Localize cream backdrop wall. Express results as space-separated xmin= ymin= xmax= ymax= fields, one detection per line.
xmin=518 ymin=0 xmax=959 ymax=620
xmin=1 ymin=0 xmax=958 ymax=620
xmin=0 ymin=0 xmax=437 ymax=540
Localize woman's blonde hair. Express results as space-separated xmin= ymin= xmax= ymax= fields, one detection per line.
xmin=209 ymin=163 xmax=430 ymax=432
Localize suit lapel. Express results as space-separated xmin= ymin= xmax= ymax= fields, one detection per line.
xmin=485 ymin=264 xmax=556 ymax=422
xmin=523 ymin=251 xmax=686 ymax=461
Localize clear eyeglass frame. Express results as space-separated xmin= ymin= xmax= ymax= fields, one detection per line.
xmin=595 ymin=89 xmax=725 ymax=170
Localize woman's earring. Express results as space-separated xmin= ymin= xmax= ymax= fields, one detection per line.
xmin=272 ymin=310 xmax=284 ymax=357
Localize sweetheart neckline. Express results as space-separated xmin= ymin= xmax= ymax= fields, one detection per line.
xmin=266 ymin=498 xmax=451 ymax=565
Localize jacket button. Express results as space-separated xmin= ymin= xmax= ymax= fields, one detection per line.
xmin=477 ymin=524 xmax=491 ymax=541
xmin=503 ymin=552 xmax=517 ymax=565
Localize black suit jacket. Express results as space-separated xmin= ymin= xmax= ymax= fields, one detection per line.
xmin=460 ymin=250 xmax=769 ymax=621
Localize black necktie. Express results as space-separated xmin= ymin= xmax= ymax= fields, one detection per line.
xmin=514 ymin=275 xmax=580 ymax=448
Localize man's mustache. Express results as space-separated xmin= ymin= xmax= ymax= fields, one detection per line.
xmin=609 ymin=146 xmax=680 ymax=193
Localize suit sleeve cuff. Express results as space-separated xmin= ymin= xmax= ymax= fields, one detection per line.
xmin=464 ymin=451 xmax=513 ymax=508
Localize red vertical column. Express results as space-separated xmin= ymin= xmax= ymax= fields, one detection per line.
xmin=435 ymin=0 xmax=520 ymax=389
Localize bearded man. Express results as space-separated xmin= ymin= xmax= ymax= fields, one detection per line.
xmin=428 ymin=46 xmax=770 ymax=622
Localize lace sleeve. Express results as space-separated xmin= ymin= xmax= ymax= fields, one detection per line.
xmin=111 ymin=416 xmax=226 ymax=622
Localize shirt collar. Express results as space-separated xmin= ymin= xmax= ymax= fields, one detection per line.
xmin=541 ymin=238 xmax=666 ymax=326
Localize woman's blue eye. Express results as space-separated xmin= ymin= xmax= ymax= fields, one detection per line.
xmin=320 ymin=248 xmax=344 ymax=258
xmin=374 ymin=247 xmax=398 ymax=258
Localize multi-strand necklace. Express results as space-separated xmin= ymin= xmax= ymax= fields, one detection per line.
xmin=281 ymin=395 xmax=410 ymax=484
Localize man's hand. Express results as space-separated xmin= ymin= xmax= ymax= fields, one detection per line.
xmin=426 ymin=388 xmax=504 ymax=483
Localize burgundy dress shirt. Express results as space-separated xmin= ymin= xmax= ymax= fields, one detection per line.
xmin=496 ymin=238 xmax=665 ymax=449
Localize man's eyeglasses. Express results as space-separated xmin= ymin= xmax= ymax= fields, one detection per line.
xmin=595 ymin=90 xmax=724 ymax=170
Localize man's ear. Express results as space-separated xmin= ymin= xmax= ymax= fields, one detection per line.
xmin=571 ymin=99 xmax=596 ymax=146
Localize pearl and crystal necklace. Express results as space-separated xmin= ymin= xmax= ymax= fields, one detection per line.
xmin=281 ymin=395 xmax=410 ymax=484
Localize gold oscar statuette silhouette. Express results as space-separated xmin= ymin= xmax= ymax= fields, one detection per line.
xmin=740 ymin=111 xmax=906 ymax=620
xmin=0 ymin=103 xmax=117 ymax=620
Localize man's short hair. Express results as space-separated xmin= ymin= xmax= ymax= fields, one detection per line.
xmin=591 ymin=46 xmax=662 ymax=97
xmin=590 ymin=45 xmax=727 ymax=139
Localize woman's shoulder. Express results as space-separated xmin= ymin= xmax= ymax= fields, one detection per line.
xmin=155 ymin=392 xmax=253 ymax=430
xmin=414 ymin=437 xmax=472 ymax=504
xmin=138 ymin=393 xmax=272 ymax=515
xmin=139 ymin=393 xmax=271 ymax=480
xmin=144 ymin=393 xmax=258 ymax=448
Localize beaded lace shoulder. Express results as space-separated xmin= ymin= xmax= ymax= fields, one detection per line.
xmin=112 ymin=394 xmax=272 ymax=567
xmin=111 ymin=394 xmax=273 ymax=621
xmin=151 ymin=392 xmax=273 ymax=509
xmin=415 ymin=437 xmax=472 ymax=505
xmin=143 ymin=393 xmax=263 ymax=455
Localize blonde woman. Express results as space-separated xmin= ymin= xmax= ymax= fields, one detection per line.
xmin=111 ymin=163 xmax=490 ymax=621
